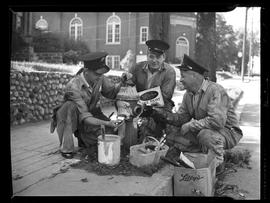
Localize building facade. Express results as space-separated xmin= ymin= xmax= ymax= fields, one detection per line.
xmin=12 ymin=12 xmax=197 ymax=69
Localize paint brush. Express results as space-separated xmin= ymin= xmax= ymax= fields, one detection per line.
xmin=101 ymin=125 xmax=105 ymax=140
xmin=108 ymin=112 xmax=114 ymax=119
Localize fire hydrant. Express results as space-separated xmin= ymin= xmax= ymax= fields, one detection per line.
xmin=115 ymin=86 xmax=143 ymax=150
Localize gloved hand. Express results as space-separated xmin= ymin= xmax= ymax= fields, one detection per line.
xmin=121 ymin=72 xmax=134 ymax=85
xmin=151 ymin=107 xmax=168 ymax=123
xmin=140 ymin=105 xmax=153 ymax=117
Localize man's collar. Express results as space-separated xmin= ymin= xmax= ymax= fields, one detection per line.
xmin=188 ymin=79 xmax=209 ymax=95
xmin=143 ymin=63 xmax=165 ymax=72
xmin=198 ymin=79 xmax=209 ymax=93
xmin=80 ymin=72 xmax=90 ymax=88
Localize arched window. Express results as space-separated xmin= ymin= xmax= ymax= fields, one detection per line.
xmin=176 ymin=36 xmax=189 ymax=62
xmin=35 ymin=16 xmax=48 ymax=31
xmin=106 ymin=13 xmax=121 ymax=44
xmin=69 ymin=14 xmax=83 ymax=41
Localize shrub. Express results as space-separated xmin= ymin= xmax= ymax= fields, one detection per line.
xmin=32 ymin=32 xmax=63 ymax=52
xmin=63 ymin=37 xmax=89 ymax=55
xmin=62 ymin=37 xmax=90 ymax=64
xmin=62 ymin=50 xmax=80 ymax=64
xmin=11 ymin=31 xmax=28 ymax=57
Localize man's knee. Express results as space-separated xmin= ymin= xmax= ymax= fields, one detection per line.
xmin=197 ymin=129 xmax=225 ymax=147
xmin=57 ymin=101 xmax=79 ymax=132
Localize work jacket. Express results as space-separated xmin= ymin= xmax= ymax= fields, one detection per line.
xmin=57 ymin=71 xmax=121 ymax=124
xmin=155 ymin=79 xmax=243 ymax=148
xmin=129 ymin=61 xmax=176 ymax=110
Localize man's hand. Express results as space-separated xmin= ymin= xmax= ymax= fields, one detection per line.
xmin=106 ymin=119 xmax=123 ymax=128
xmin=140 ymin=105 xmax=153 ymax=117
xmin=150 ymin=107 xmax=168 ymax=124
xmin=180 ymin=122 xmax=191 ymax=136
xmin=121 ymin=72 xmax=133 ymax=85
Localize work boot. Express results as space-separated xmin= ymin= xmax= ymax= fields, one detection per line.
xmin=216 ymin=161 xmax=225 ymax=176
xmin=160 ymin=146 xmax=181 ymax=166
xmin=86 ymin=145 xmax=98 ymax=161
xmin=165 ymin=145 xmax=181 ymax=159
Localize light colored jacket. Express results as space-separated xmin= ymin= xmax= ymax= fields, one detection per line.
xmin=156 ymin=79 xmax=243 ymax=147
xmin=129 ymin=61 xmax=176 ymax=109
xmin=63 ymin=72 xmax=121 ymax=123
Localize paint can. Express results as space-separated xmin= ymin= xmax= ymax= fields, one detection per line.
xmin=97 ymin=134 xmax=121 ymax=166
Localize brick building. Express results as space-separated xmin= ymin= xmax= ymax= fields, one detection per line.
xmin=12 ymin=12 xmax=196 ymax=69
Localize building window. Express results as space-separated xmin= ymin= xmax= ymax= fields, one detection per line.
xmin=106 ymin=14 xmax=121 ymax=44
xmin=106 ymin=55 xmax=120 ymax=69
xmin=69 ymin=14 xmax=83 ymax=41
xmin=140 ymin=26 xmax=148 ymax=44
xmin=35 ymin=16 xmax=48 ymax=31
xmin=176 ymin=36 xmax=189 ymax=62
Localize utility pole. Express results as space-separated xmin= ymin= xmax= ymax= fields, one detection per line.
xmin=248 ymin=8 xmax=254 ymax=78
xmin=241 ymin=7 xmax=248 ymax=82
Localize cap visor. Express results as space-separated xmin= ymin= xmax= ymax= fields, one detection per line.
xmin=95 ymin=65 xmax=110 ymax=74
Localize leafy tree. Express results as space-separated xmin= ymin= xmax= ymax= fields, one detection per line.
xmin=216 ymin=14 xmax=239 ymax=72
xmin=195 ymin=12 xmax=217 ymax=82
xmin=235 ymin=30 xmax=260 ymax=75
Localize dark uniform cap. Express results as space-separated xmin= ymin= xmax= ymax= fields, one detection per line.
xmin=79 ymin=52 xmax=110 ymax=73
xmin=177 ymin=54 xmax=209 ymax=75
xmin=146 ymin=39 xmax=170 ymax=55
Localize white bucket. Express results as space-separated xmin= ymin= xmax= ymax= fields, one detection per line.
xmin=97 ymin=134 xmax=121 ymax=166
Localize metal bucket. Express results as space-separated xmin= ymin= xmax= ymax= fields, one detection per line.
xmin=97 ymin=134 xmax=121 ymax=166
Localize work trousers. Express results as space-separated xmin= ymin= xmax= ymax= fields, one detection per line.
xmin=168 ymin=126 xmax=243 ymax=166
xmin=56 ymin=101 xmax=114 ymax=153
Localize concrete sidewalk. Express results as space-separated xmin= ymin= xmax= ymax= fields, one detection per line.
xmin=10 ymin=77 xmax=261 ymax=198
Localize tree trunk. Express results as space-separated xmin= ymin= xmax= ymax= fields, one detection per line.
xmin=195 ymin=13 xmax=217 ymax=82
xmin=149 ymin=13 xmax=170 ymax=62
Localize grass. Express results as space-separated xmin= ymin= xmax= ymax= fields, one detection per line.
xmin=214 ymin=148 xmax=252 ymax=199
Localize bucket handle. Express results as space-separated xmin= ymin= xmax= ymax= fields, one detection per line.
xmin=143 ymin=136 xmax=161 ymax=151
xmin=143 ymin=136 xmax=163 ymax=165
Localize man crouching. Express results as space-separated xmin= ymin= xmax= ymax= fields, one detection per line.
xmin=144 ymin=54 xmax=243 ymax=171
xmin=50 ymin=52 xmax=126 ymax=159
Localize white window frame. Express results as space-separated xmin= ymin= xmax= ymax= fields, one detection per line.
xmin=176 ymin=36 xmax=189 ymax=60
xmin=35 ymin=16 xmax=48 ymax=30
xmin=69 ymin=14 xmax=83 ymax=41
xmin=106 ymin=13 xmax=121 ymax=44
xmin=106 ymin=55 xmax=120 ymax=69
xmin=140 ymin=26 xmax=148 ymax=44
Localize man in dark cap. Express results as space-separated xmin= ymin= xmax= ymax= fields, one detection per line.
xmin=50 ymin=52 xmax=126 ymax=159
xmin=127 ymin=39 xmax=176 ymax=142
xmin=144 ymin=54 xmax=243 ymax=170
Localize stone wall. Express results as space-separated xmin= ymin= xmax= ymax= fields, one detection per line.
xmin=10 ymin=70 xmax=72 ymax=126
xmin=10 ymin=70 xmax=121 ymax=126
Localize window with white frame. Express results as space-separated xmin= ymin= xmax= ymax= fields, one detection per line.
xmin=106 ymin=14 xmax=121 ymax=44
xmin=140 ymin=26 xmax=148 ymax=44
xmin=69 ymin=14 xmax=83 ymax=41
xmin=176 ymin=37 xmax=189 ymax=61
xmin=106 ymin=55 xmax=120 ymax=69
xmin=35 ymin=16 xmax=48 ymax=31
